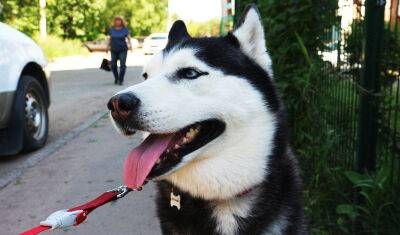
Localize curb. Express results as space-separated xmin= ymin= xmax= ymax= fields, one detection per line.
xmin=0 ymin=111 xmax=108 ymax=190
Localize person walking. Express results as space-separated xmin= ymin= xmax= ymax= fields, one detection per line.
xmin=107 ymin=16 xmax=132 ymax=85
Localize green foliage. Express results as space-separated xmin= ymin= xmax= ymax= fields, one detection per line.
xmin=237 ymin=0 xmax=338 ymax=151
xmin=99 ymin=0 xmax=167 ymax=37
xmin=0 ymin=0 xmax=40 ymax=36
xmin=46 ymin=0 xmax=105 ymax=41
xmin=186 ymin=19 xmax=220 ymax=37
xmin=128 ymin=0 xmax=167 ymax=36
xmin=1 ymin=0 xmax=168 ymax=41
xmin=99 ymin=0 xmax=136 ymax=36
xmin=34 ymin=34 xmax=88 ymax=60
xmin=335 ymin=166 xmax=400 ymax=234
xmin=46 ymin=0 xmax=167 ymax=40
xmin=302 ymin=155 xmax=400 ymax=234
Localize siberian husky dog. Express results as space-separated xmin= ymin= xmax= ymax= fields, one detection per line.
xmin=108 ymin=5 xmax=307 ymax=235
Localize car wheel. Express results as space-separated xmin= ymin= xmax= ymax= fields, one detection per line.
xmin=18 ymin=75 xmax=49 ymax=151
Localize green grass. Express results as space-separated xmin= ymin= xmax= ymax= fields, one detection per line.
xmin=33 ymin=35 xmax=89 ymax=60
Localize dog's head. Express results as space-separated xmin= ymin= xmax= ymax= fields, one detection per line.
xmin=108 ymin=6 xmax=282 ymax=199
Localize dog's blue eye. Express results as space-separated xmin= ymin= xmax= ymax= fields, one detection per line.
xmin=177 ymin=68 xmax=208 ymax=80
xmin=185 ymin=69 xmax=198 ymax=78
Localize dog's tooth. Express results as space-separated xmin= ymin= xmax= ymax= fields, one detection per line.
xmin=186 ymin=132 xmax=192 ymax=138
xmin=185 ymin=127 xmax=199 ymax=140
xmin=166 ymin=149 xmax=170 ymax=153
xmin=156 ymin=159 xmax=161 ymax=164
xmin=174 ymin=144 xmax=180 ymax=149
xmin=182 ymin=137 xmax=188 ymax=143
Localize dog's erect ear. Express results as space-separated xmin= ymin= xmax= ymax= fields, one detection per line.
xmin=232 ymin=5 xmax=271 ymax=71
xmin=166 ymin=20 xmax=190 ymax=49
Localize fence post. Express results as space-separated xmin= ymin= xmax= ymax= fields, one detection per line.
xmin=355 ymin=0 xmax=385 ymax=173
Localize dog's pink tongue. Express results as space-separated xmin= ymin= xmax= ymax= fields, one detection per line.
xmin=124 ymin=134 xmax=174 ymax=189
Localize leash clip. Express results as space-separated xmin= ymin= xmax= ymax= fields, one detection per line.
xmin=108 ymin=185 xmax=134 ymax=198
xmin=39 ymin=209 xmax=84 ymax=230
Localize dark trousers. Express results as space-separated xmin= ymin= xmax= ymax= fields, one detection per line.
xmin=111 ymin=50 xmax=127 ymax=83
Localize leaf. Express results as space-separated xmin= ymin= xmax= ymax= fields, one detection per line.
xmin=344 ymin=171 xmax=367 ymax=185
xmin=336 ymin=204 xmax=358 ymax=220
xmin=360 ymin=191 xmax=373 ymax=206
xmin=294 ymin=32 xmax=312 ymax=66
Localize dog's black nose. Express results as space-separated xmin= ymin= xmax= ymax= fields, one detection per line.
xmin=107 ymin=93 xmax=140 ymax=115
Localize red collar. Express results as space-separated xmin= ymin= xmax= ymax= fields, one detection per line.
xmin=237 ymin=188 xmax=253 ymax=197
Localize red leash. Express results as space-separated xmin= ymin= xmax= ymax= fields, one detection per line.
xmin=20 ymin=186 xmax=134 ymax=235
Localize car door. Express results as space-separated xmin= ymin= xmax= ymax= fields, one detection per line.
xmin=0 ymin=27 xmax=18 ymax=127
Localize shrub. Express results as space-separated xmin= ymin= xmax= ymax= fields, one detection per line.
xmin=34 ymin=35 xmax=88 ymax=60
xmin=335 ymin=165 xmax=400 ymax=234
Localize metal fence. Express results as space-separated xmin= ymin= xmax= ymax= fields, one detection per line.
xmin=320 ymin=0 xmax=399 ymax=186
xmin=234 ymin=0 xmax=399 ymax=179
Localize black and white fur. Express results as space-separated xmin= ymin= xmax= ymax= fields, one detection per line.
xmin=111 ymin=5 xmax=307 ymax=235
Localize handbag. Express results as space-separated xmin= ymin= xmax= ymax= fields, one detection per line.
xmin=100 ymin=58 xmax=111 ymax=71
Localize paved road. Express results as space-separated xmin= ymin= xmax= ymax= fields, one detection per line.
xmin=0 ymin=52 xmax=146 ymax=177
xmin=0 ymin=52 xmax=161 ymax=234
xmin=0 ymin=117 xmax=160 ymax=235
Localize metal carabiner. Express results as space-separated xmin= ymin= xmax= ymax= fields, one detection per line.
xmin=108 ymin=185 xmax=134 ymax=198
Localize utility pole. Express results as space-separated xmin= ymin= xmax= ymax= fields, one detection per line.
xmin=39 ymin=0 xmax=46 ymax=39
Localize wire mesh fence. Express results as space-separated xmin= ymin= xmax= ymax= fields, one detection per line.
xmin=320 ymin=0 xmax=365 ymax=170
xmin=318 ymin=1 xmax=400 ymax=231
xmin=235 ymin=0 xmax=399 ymax=176
xmin=320 ymin=0 xmax=399 ymax=189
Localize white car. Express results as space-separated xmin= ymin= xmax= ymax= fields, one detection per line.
xmin=0 ymin=23 xmax=51 ymax=155
xmin=143 ymin=33 xmax=168 ymax=55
